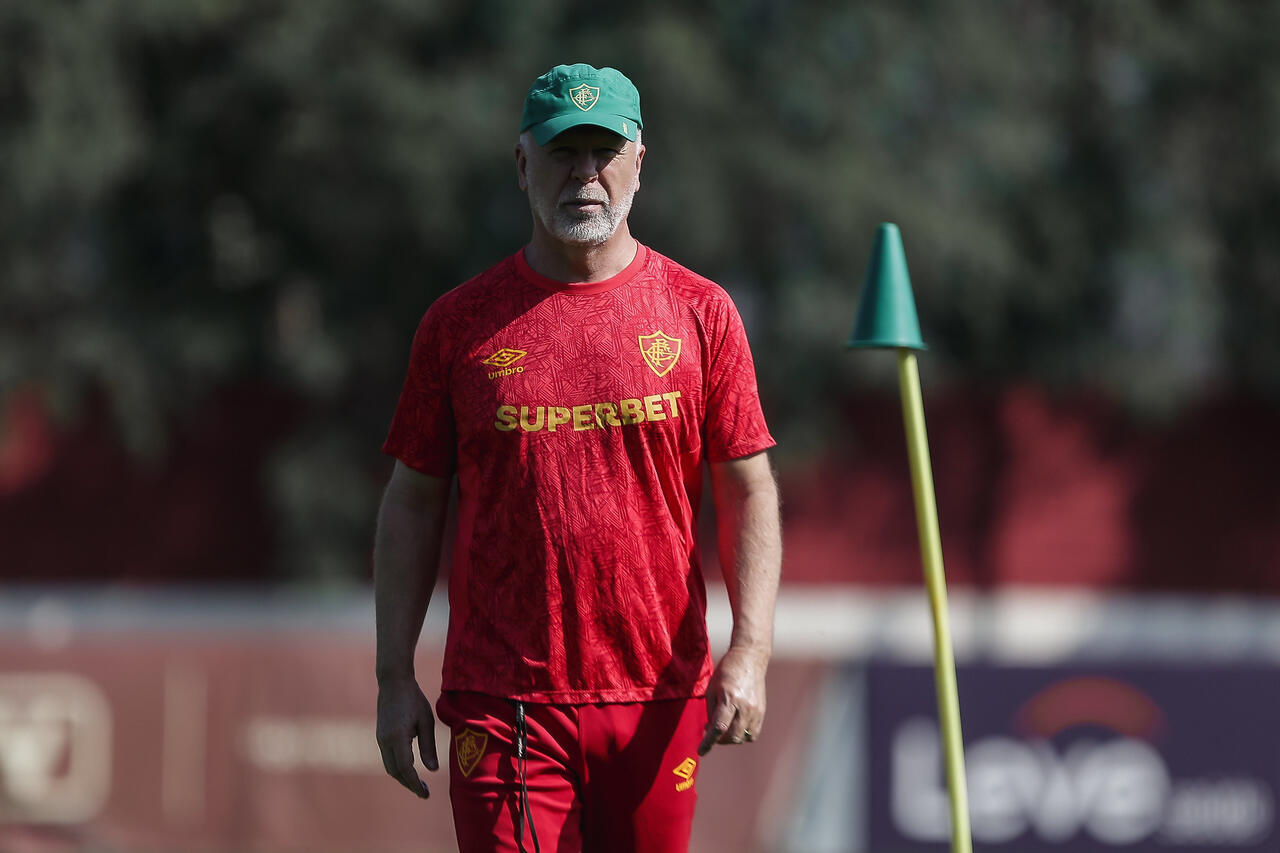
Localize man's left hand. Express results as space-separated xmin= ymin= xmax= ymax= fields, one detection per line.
xmin=698 ymin=645 xmax=768 ymax=755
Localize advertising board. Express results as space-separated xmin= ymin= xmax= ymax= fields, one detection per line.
xmin=867 ymin=664 xmax=1278 ymax=851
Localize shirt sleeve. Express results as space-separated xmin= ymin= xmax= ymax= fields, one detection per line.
xmin=382 ymin=304 xmax=457 ymax=477
xmin=703 ymin=293 xmax=776 ymax=462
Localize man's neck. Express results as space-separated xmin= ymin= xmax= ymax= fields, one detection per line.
xmin=524 ymin=229 xmax=638 ymax=284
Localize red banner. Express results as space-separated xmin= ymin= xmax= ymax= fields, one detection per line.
xmin=0 ymin=630 xmax=814 ymax=853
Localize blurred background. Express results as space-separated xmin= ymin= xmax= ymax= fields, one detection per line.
xmin=2 ymin=1 xmax=1279 ymax=851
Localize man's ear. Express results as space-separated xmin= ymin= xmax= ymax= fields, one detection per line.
xmin=633 ymin=142 xmax=645 ymax=191
xmin=515 ymin=140 xmax=529 ymax=191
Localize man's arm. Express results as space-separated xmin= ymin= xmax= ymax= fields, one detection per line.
xmin=699 ymin=449 xmax=782 ymax=755
xmin=374 ymin=460 xmax=451 ymax=797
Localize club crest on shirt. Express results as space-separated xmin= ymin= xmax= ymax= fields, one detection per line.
xmin=569 ymin=83 xmax=600 ymax=111
xmin=639 ymin=331 xmax=681 ymax=377
xmin=454 ymin=728 xmax=488 ymax=778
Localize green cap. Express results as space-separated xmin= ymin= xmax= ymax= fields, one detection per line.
xmin=521 ymin=64 xmax=643 ymax=145
xmin=846 ymin=223 xmax=928 ymax=350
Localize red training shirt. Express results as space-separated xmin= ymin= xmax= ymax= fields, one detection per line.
xmin=383 ymin=244 xmax=775 ymax=703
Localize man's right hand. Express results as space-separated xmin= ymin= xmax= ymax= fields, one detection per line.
xmin=376 ymin=677 xmax=440 ymax=798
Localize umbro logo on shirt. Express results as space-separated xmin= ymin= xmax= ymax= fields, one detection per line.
xmin=482 ymin=347 xmax=527 ymax=379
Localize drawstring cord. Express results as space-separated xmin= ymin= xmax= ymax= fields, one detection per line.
xmin=514 ymin=701 xmax=541 ymax=853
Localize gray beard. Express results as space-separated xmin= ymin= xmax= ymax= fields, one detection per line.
xmin=541 ymin=189 xmax=635 ymax=246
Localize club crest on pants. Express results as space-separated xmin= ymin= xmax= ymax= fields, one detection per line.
xmin=454 ymin=728 xmax=488 ymax=778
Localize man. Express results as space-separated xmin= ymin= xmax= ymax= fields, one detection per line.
xmin=375 ymin=63 xmax=781 ymax=853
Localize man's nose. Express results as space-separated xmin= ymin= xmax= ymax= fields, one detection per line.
xmin=570 ymin=151 xmax=600 ymax=182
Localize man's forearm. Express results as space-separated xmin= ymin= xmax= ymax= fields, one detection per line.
xmin=374 ymin=468 xmax=449 ymax=684
xmin=712 ymin=454 xmax=782 ymax=654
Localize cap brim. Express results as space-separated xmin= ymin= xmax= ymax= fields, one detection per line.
xmin=529 ymin=113 xmax=638 ymax=146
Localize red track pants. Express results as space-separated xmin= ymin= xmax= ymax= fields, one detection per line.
xmin=437 ymin=690 xmax=707 ymax=853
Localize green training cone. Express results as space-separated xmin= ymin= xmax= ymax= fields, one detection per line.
xmin=846 ymin=223 xmax=927 ymax=350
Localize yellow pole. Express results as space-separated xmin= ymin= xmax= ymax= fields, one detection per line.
xmin=897 ymin=349 xmax=972 ymax=853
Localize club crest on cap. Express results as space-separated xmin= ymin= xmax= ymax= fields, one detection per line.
xmin=569 ymin=83 xmax=600 ymax=112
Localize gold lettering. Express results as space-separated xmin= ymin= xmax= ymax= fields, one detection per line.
xmin=496 ymin=393 xmax=685 ymax=433
xmin=519 ymin=406 xmax=545 ymax=431
xmin=644 ymin=394 xmax=666 ymax=421
xmin=595 ymin=402 xmax=621 ymax=428
xmin=495 ymin=405 xmax=518 ymax=431
xmin=547 ymin=407 xmax=571 ymax=431
xmin=619 ymin=398 xmax=645 ymax=425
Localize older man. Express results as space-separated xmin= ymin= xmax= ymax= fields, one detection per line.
xmin=375 ymin=63 xmax=781 ymax=853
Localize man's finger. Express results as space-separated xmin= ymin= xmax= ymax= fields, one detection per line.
xmin=699 ymin=699 xmax=736 ymax=756
xmin=697 ymin=725 xmax=718 ymax=756
xmin=418 ymin=724 xmax=440 ymax=772
xmin=381 ymin=738 xmax=429 ymax=798
xmin=725 ymin=709 xmax=764 ymax=745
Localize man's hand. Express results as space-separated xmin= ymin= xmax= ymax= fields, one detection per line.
xmin=376 ymin=677 xmax=439 ymax=797
xmin=374 ymin=464 xmax=449 ymax=797
xmin=702 ymin=451 xmax=780 ymax=757
xmin=698 ymin=645 xmax=769 ymax=755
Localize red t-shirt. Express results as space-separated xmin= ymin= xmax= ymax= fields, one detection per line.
xmin=383 ymin=243 xmax=775 ymax=702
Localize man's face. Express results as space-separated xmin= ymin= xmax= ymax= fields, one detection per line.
xmin=517 ymin=126 xmax=644 ymax=246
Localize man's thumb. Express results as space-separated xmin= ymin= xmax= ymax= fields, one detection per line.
xmin=420 ymin=727 xmax=440 ymax=772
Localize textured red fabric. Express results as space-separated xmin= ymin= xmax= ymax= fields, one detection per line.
xmin=437 ymin=691 xmax=707 ymax=853
xmin=383 ymin=244 xmax=775 ymax=702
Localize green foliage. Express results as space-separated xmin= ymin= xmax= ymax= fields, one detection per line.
xmin=3 ymin=0 xmax=1279 ymax=579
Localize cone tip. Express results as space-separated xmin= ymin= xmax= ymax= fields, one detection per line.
xmin=846 ymin=222 xmax=927 ymax=350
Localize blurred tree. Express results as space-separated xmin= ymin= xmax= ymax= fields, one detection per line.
xmin=2 ymin=0 xmax=1278 ymax=581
